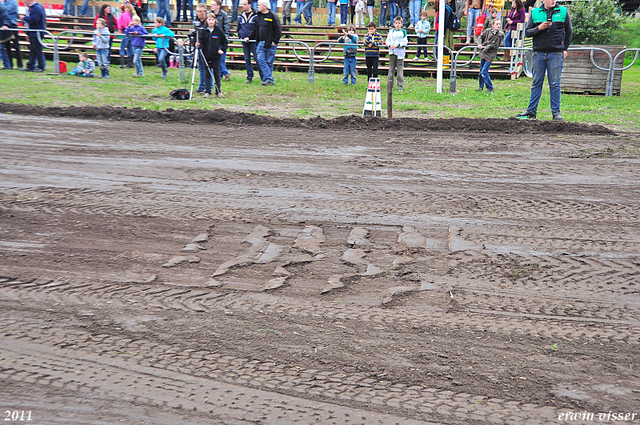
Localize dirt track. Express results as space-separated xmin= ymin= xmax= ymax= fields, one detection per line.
xmin=1 ymin=105 xmax=639 ymax=425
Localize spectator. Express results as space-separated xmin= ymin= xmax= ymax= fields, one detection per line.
xmin=433 ymin=0 xmax=454 ymax=63
xmin=397 ymin=0 xmax=408 ymax=28
xmin=408 ymin=0 xmax=420 ymax=27
xmin=355 ymin=0 xmax=365 ymax=27
xmin=385 ymin=16 xmax=407 ymax=91
xmin=294 ymin=0 xmax=312 ymax=25
xmin=152 ymin=16 xmax=174 ymax=79
xmin=68 ymin=51 xmax=95 ymax=76
xmin=1 ymin=0 xmax=22 ymax=69
xmin=78 ymin=0 xmax=89 ymax=17
xmin=0 ymin=0 xmax=13 ymax=69
xmin=155 ymin=0 xmax=171 ymax=28
xmin=413 ymin=9 xmax=429 ymax=59
xmin=117 ymin=3 xmax=137 ymax=68
xmin=503 ymin=0 xmax=525 ymax=60
xmin=22 ymin=0 xmax=46 ymax=72
xmin=93 ymin=17 xmax=111 ymax=78
xmin=282 ymin=0 xmax=293 ymax=25
xmin=482 ymin=7 xmax=499 ymax=31
xmin=339 ymin=0 xmax=349 ymax=26
xmin=238 ymin=0 xmax=257 ymax=83
xmin=93 ymin=5 xmax=116 ymax=62
xmin=516 ymin=0 xmax=572 ymax=121
xmin=378 ymin=0 xmax=388 ymax=27
xmin=178 ymin=0 xmax=195 ymax=22
xmin=196 ymin=13 xmax=227 ymax=97
xmin=349 ymin=0 xmax=357 ymax=24
xmin=192 ymin=3 xmax=210 ymax=94
xmin=463 ymin=0 xmax=485 ymax=44
xmin=124 ymin=15 xmax=148 ymax=77
xmin=211 ymin=0 xmax=231 ymax=80
xmin=388 ymin=0 xmax=396 ymax=25
xmin=327 ymin=0 xmax=337 ymax=26
xmin=363 ymin=20 xmax=383 ymax=80
xmin=338 ymin=25 xmax=357 ymax=85
xmin=366 ymin=0 xmax=374 ymax=24
xmin=476 ymin=17 xmax=503 ymax=92
xmin=245 ymin=0 xmax=281 ymax=86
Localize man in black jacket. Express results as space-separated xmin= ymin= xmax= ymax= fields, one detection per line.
xmin=516 ymin=0 xmax=571 ymax=121
xmin=238 ymin=0 xmax=257 ymax=83
xmin=245 ymin=0 xmax=281 ymax=86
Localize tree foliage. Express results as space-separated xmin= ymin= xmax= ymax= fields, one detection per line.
xmin=569 ymin=0 xmax=624 ymax=45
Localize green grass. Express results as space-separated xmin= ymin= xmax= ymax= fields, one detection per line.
xmin=1 ymin=58 xmax=639 ymax=130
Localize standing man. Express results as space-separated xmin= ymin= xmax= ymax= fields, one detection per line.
xmin=238 ymin=0 xmax=257 ymax=83
xmin=22 ymin=0 xmax=46 ymax=72
xmin=1 ymin=0 xmax=22 ymax=69
xmin=192 ymin=3 xmax=210 ymax=94
xmin=245 ymin=0 xmax=280 ymax=86
xmin=156 ymin=0 xmax=171 ymax=28
xmin=516 ymin=0 xmax=572 ymax=121
xmin=463 ymin=0 xmax=485 ymax=44
xmin=211 ymin=0 xmax=231 ymax=80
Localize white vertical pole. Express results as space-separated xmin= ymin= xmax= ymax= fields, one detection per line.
xmin=436 ymin=0 xmax=445 ymax=93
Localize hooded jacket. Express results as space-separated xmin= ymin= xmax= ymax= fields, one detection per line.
xmin=525 ymin=4 xmax=572 ymax=52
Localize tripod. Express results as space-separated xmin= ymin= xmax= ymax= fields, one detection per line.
xmin=189 ymin=27 xmax=219 ymax=99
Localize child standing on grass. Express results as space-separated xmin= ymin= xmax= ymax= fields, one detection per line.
xmin=152 ymin=17 xmax=175 ymax=79
xmin=386 ymin=16 xmax=407 ymax=91
xmin=93 ymin=18 xmax=111 ymax=78
xmin=68 ymin=51 xmax=95 ymax=77
xmin=124 ymin=16 xmax=148 ymax=78
xmin=338 ymin=24 xmax=358 ymax=85
xmin=414 ymin=10 xmax=430 ymax=59
xmin=363 ymin=21 xmax=384 ymax=81
xmin=476 ymin=18 xmax=503 ymax=93
xmin=196 ymin=13 xmax=227 ymax=98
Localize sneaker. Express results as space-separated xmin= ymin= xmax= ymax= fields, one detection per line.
xmin=515 ymin=111 xmax=537 ymax=120
xmin=224 ymin=74 xmax=230 ymax=81
xmin=475 ymin=87 xmax=484 ymax=92
xmin=486 ymin=88 xmax=494 ymax=93
xmin=132 ymin=73 xmax=141 ymax=78
xmin=261 ymin=81 xmax=275 ymax=86
xmin=552 ymin=112 xmax=564 ymax=121
xmin=216 ymin=92 xmax=224 ymax=98
xmin=413 ymin=56 xmax=420 ymax=60
xmin=203 ymin=93 xmax=211 ymax=98
xmin=245 ymin=78 xmax=252 ymax=83
xmin=32 ymin=68 xmax=44 ymax=73
xmin=397 ymin=88 xmax=403 ymax=92
xmin=162 ymin=73 xmax=167 ymax=79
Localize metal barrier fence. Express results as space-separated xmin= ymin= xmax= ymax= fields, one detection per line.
xmin=6 ymin=27 xmax=640 ymax=97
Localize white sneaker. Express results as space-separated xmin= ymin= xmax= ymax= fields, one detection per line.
xmin=413 ymin=56 xmax=419 ymax=60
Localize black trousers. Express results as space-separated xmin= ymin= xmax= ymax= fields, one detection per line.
xmin=3 ymin=25 xmax=23 ymax=69
xmin=204 ymin=56 xmax=221 ymax=95
xmin=366 ymin=56 xmax=379 ymax=81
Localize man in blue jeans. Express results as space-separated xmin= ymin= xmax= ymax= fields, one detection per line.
xmin=238 ymin=0 xmax=257 ymax=83
xmin=245 ymin=0 xmax=281 ymax=86
xmin=516 ymin=0 xmax=572 ymax=121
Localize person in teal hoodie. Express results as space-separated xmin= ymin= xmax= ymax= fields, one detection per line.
xmin=152 ymin=16 xmax=175 ymax=79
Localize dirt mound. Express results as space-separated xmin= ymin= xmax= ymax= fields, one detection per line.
xmin=0 ymin=102 xmax=616 ymax=135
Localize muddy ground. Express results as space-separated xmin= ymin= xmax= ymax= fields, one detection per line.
xmin=0 ymin=104 xmax=639 ymax=425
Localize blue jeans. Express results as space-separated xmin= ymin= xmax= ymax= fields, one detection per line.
xmin=119 ymin=35 xmax=131 ymax=59
xmin=504 ymin=30 xmax=513 ymax=48
xmin=242 ymin=41 xmax=256 ymax=80
xmin=270 ymin=0 xmax=278 ymax=15
xmin=96 ymin=48 xmax=109 ymax=68
xmin=133 ymin=46 xmax=144 ymax=75
xmin=527 ymin=51 xmax=563 ymax=115
xmin=178 ymin=0 xmax=194 ymax=21
xmin=294 ymin=1 xmax=305 ymax=23
xmin=231 ymin=0 xmax=240 ymax=22
xmin=63 ymin=0 xmax=73 ymax=15
xmin=466 ymin=7 xmax=480 ymax=40
xmin=340 ymin=3 xmax=348 ymax=25
xmin=342 ymin=56 xmax=356 ymax=84
xmin=379 ymin=4 xmax=387 ymax=26
xmin=220 ymin=52 xmax=229 ymax=77
xmin=79 ymin=0 xmax=89 ymax=15
xmin=327 ymin=1 xmax=336 ymax=26
xmin=157 ymin=48 xmax=168 ymax=76
xmin=252 ymin=1 xmax=258 ymax=10
xmin=398 ymin=6 xmax=407 ymax=26
xmin=409 ymin=0 xmax=420 ymax=26
xmin=301 ymin=1 xmax=313 ymax=24
xmin=389 ymin=2 xmax=397 ymax=22
xmin=256 ymin=40 xmax=277 ymax=84
xmin=478 ymin=58 xmax=493 ymax=90
xmin=156 ymin=0 xmax=171 ymax=26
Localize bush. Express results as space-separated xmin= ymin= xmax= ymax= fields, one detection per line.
xmin=570 ymin=0 xmax=624 ymax=45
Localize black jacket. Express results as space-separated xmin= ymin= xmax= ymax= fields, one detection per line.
xmin=249 ymin=9 xmax=281 ymax=48
xmin=198 ymin=25 xmax=228 ymax=61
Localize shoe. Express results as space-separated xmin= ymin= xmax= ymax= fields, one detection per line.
xmin=486 ymin=88 xmax=494 ymax=93
xmin=162 ymin=73 xmax=167 ymax=79
xmin=515 ymin=111 xmax=537 ymax=120
xmin=132 ymin=73 xmax=141 ymax=78
xmin=216 ymin=92 xmax=224 ymax=98
xmin=476 ymin=87 xmax=483 ymax=92
xmin=552 ymin=112 xmax=564 ymax=121
xmin=1 ymin=67 xmax=12 ymax=70
xmin=21 ymin=68 xmax=33 ymax=72
xmin=224 ymin=74 xmax=230 ymax=81
xmin=397 ymin=88 xmax=403 ymax=92
xmin=32 ymin=68 xmax=43 ymax=73
xmin=196 ymin=89 xmax=204 ymax=94
xmin=203 ymin=93 xmax=211 ymax=98
xmin=245 ymin=78 xmax=252 ymax=83
xmin=413 ymin=56 xmax=420 ymax=60
xmin=261 ymin=81 xmax=274 ymax=86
